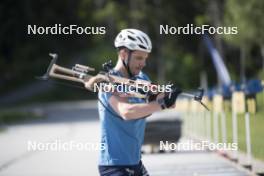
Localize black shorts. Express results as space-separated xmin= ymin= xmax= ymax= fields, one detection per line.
xmin=98 ymin=160 xmax=149 ymax=176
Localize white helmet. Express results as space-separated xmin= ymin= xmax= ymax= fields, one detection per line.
xmin=114 ymin=29 xmax=152 ymax=53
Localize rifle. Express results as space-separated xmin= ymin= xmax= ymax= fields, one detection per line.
xmin=37 ymin=53 xmax=209 ymax=111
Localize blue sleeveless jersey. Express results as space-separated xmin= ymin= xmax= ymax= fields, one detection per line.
xmin=98 ymin=70 xmax=150 ymax=165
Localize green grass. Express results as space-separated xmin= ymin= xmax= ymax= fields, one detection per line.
xmin=2 ymin=86 xmax=97 ymax=109
xmin=224 ymin=112 xmax=264 ymax=161
xmin=0 ymin=110 xmax=44 ymax=125
xmin=0 ymin=127 xmax=5 ymax=132
xmin=210 ymin=92 xmax=264 ymax=161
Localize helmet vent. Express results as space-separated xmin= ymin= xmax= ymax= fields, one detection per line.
xmin=137 ymin=37 xmax=143 ymax=44
xmin=138 ymin=44 xmax=147 ymax=50
xmin=128 ymin=35 xmax=136 ymax=41
xmin=127 ymin=30 xmax=135 ymax=34
xmin=142 ymin=36 xmax=148 ymax=45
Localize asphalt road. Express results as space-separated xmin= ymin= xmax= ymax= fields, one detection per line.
xmin=0 ymin=101 xmax=252 ymax=176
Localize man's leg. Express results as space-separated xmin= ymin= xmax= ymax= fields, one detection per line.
xmin=99 ymin=161 xmax=149 ymax=176
xmin=136 ymin=161 xmax=149 ymax=176
xmin=99 ymin=166 xmax=132 ymax=176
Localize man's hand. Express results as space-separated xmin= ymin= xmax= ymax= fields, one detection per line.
xmin=158 ymin=86 xmax=182 ymax=109
xmin=164 ymin=87 xmax=182 ymax=108
xmin=147 ymin=92 xmax=164 ymax=102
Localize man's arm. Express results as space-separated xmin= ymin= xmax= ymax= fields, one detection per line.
xmin=109 ymin=95 xmax=162 ymax=120
xmin=108 ymin=86 xmax=182 ymax=120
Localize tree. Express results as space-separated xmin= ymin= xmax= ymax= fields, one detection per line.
xmin=224 ymin=0 xmax=264 ymax=82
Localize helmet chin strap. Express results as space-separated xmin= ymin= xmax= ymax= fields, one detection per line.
xmin=122 ymin=50 xmax=134 ymax=78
